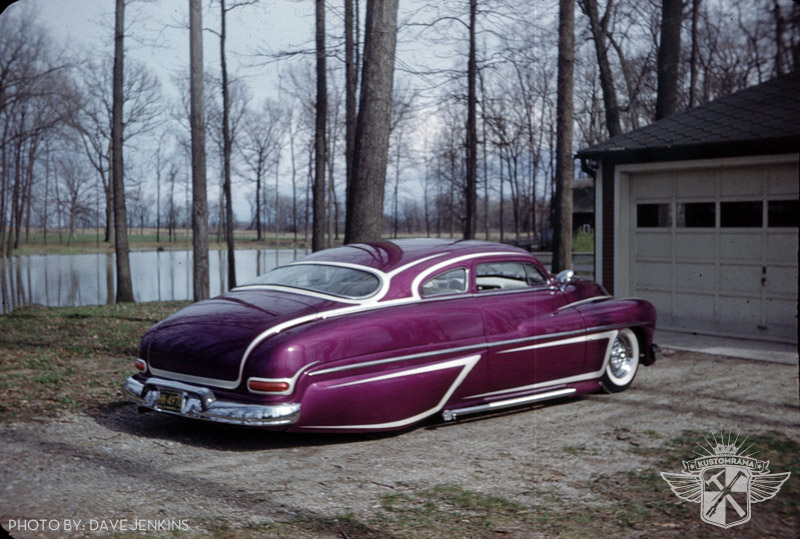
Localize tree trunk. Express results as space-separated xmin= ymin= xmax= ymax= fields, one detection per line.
xmin=655 ymin=0 xmax=682 ymax=120
xmin=344 ymin=0 xmax=358 ymax=234
xmin=689 ymin=0 xmax=701 ymax=107
xmin=220 ymin=0 xmax=236 ymax=288
xmin=189 ymin=0 xmax=209 ymax=301
xmin=580 ymin=0 xmax=622 ymax=138
xmin=313 ymin=0 xmax=327 ymax=252
xmin=552 ymin=0 xmax=574 ymax=274
xmin=112 ymin=0 xmax=134 ymax=302
xmin=345 ymin=0 xmax=399 ymax=244
xmin=463 ymin=0 xmax=478 ymax=239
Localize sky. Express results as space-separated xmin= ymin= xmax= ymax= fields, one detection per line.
xmin=2 ymin=0 xmax=325 ymax=222
xmin=7 ymin=0 xmax=315 ymax=100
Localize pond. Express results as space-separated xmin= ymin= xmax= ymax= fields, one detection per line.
xmin=0 ymin=248 xmax=306 ymax=314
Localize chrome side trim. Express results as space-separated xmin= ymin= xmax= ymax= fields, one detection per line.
xmin=123 ymin=377 xmax=301 ymax=427
xmin=442 ymin=388 xmax=576 ymax=421
xmin=557 ymin=295 xmax=614 ymax=310
xmin=300 ymin=354 xmax=482 ymax=430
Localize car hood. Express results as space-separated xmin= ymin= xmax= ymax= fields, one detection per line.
xmin=141 ymin=288 xmax=333 ymax=387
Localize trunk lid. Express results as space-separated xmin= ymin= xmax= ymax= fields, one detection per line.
xmin=142 ymin=289 xmax=332 ymax=387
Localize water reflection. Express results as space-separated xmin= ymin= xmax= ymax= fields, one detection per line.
xmin=0 ymin=248 xmax=305 ymax=314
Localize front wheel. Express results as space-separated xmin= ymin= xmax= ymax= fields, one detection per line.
xmin=601 ymin=328 xmax=640 ymax=393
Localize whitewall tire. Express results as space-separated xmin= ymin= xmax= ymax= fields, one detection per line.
xmin=601 ymin=328 xmax=640 ymax=393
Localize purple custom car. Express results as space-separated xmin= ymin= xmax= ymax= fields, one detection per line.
xmin=124 ymin=239 xmax=659 ymax=432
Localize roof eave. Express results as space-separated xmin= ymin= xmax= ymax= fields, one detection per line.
xmin=575 ymin=134 xmax=800 ymax=165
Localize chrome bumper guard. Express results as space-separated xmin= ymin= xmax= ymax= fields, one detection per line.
xmin=651 ymin=343 xmax=663 ymax=361
xmin=123 ymin=376 xmax=301 ymax=427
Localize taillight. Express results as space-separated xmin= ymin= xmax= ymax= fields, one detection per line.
xmin=134 ymin=358 xmax=147 ymax=372
xmin=247 ymin=379 xmax=291 ymax=393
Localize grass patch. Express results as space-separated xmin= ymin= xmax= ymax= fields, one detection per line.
xmin=0 ymin=301 xmax=188 ymax=421
xmin=184 ymin=431 xmax=798 ymax=537
xmin=563 ymin=430 xmax=800 ymax=536
xmin=572 ymin=230 xmax=594 ymax=252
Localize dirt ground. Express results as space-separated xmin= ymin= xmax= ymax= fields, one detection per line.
xmin=1 ymin=348 xmax=798 ymax=538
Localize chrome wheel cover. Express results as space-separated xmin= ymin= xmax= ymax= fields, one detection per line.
xmin=606 ymin=330 xmax=638 ymax=386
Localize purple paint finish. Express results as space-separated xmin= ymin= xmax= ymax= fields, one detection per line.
xmin=125 ymin=239 xmax=658 ymax=433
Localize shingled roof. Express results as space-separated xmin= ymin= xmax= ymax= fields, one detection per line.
xmin=577 ymin=71 xmax=800 ymax=161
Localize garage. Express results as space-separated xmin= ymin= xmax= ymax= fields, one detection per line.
xmin=577 ymin=72 xmax=799 ymax=344
xmin=619 ymin=157 xmax=797 ymax=342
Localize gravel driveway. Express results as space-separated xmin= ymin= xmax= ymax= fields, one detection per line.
xmin=1 ymin=349 xmax=798 ymax=537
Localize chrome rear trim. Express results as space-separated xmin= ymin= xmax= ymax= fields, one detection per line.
xmin=441 ymin=387 xmax=576 ymax=421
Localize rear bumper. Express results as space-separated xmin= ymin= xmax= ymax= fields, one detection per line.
xmin=123 ymin=376 xmax=301 ymax=427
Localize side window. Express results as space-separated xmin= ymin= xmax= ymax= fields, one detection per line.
xmin=524 ymin=263 xmax=548 ymax=285
xmin=421 ymin=267 xmax=468 ymax=297
xmin=477 ymin=262 xmax=544 ymax=292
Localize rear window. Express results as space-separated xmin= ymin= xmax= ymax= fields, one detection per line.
xmin=244 ymin=264 xmax=381 ymax=299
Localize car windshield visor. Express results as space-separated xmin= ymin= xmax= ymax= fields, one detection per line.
xmin=243 ymin=264 xmax=381 ymax=299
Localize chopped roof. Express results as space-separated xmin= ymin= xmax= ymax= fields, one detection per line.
xmin=577 ymin=71 xmax=800 ymax=160
xmin=299 ymin=238 xmax=527 ymax=274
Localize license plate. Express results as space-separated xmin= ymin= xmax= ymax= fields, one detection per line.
xmin=156 ymin=389 xmax=184 ymax=413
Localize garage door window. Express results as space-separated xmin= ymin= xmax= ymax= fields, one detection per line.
xmin=721 ymin=201 xmax=762 ymax=227
xmin=677 ymin=202 xmax=715 ymax=227
xmin=768 ymin=200 xmax=799 ymax=227
xmin=637 ymin=203 xmax=671 ymax=227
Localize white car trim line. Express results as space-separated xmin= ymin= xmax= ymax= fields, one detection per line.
xmin=465 ymin=330 xmax=619 ymax=399
xmin=246 ymin=361 xmax=320 ymax=395
xmin=301 ymin=354 xmax=482 ymax=430
xmin=498 ymin=330 xmax=614 ymax=354
xmin=410 ymin=251 xmax=523 ymax=299
xmin=327 ymin=356 xmax=475 ymax=389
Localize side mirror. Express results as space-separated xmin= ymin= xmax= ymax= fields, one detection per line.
xmin=555 ymin=269 xmax=574 ymax=288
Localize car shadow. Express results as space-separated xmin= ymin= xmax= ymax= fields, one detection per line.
xmin=89 ymin=400 xmax=407 ymax=451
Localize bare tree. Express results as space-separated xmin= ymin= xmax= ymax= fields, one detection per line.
xmin=189 ymin=0 xmax=209 ymax=301
xmin=313 ymin=0 xmax=327 ymax=252
xmin=345 ymin=0 xmax=399 ymax=244
xmin=579 ymin=0 xmax=622 ymax=137
xmin=655 ymin=0 xmax=682 ymax=119
xmin=75 ymin=57 xmax=160 ymax=244
xmin=552 ymin=0 xmax=574 ymax=274
xmin=210 ymin=0 xmax=256 ymax=287
xmin=343 ymin=0 xmax=360 ymax=227
xmin=56 ymin=153 xmax=93 ymax=243
xmin=240 ymin=99 xmax=284 ymax=241
xmin=463 ymin=0 xmax=478 ymax=239
xmin=112 ymin=0 xmax=134 ymax=302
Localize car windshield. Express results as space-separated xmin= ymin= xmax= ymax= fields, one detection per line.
xmin=243 ymin=263 xmax=381 ymax=299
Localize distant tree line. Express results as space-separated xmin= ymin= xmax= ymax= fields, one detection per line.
xmin=0 ymin=0 xmax=796 ymax=297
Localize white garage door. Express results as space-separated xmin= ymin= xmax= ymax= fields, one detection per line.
xmin=628 ymin=159 xmax=798 ymax=343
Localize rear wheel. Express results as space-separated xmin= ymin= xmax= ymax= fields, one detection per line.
xmin=601 ymin=328 xmax=640 ymax=393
